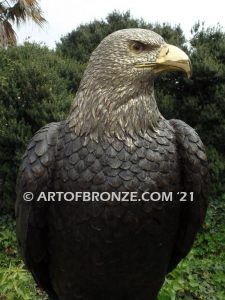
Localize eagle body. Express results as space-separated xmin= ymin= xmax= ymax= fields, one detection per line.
xmin=16 ymin=29 xmax=208 ymax=300
xmin=49 ymin=119 xmax=180 ymax=299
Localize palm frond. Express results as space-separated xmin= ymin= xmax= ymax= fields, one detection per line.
xmin=7 ymin=1 xmax=46 ymax=26
xmin=0 ymin=0 xmax=46 ymax=48
xmin=0 ymin=2 xmax=8 ymax=19
xmin=7 ymin=3 xmax=27 ymax=25
xmin=0 ymin=20 xmax=16 ymax=47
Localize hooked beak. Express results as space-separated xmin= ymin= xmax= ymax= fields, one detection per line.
xmin=136 ymin=44 xmax=192 ymax=78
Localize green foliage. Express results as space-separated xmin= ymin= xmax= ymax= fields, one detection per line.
xmin=156 ymin=24 xmax=225 ymax=197
xmin=175 ymin=24 xmax=225 ymax=196
xmin=0 ymin=216 xmax=48 ymax=299
xmin=159 ymin=196 xmax=225 ymax=300
xmin=0 ymin=43 xmax=84 ymax=213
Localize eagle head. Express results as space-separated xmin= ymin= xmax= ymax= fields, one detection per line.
xmin=69 ymin=29 xmax=191 ymax=141
xmin=85 ymin=28 xmax=191 ymax=87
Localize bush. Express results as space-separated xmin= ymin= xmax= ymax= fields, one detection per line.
xmin=159 ymin=195 xmax=225 ymax=300
xmin=0 ymin=43 xmax=85 ymax=213
xmin=0 ymin=215 xmax=47 ymax=299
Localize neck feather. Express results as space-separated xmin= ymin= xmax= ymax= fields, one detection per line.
xmin=68 ymin=79 xmax=162 ymax=142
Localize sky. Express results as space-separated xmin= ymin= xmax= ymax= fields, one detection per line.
xmin=17 ymin=0 xmax=225 ymax=48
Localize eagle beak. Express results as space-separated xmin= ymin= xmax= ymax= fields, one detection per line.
xmin=135 ymin=44 xmax=192 ymax=78
xmin=154 ymin=44 xmax=192 ymax=78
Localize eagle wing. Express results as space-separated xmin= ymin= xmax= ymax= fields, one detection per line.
xmin=167 ymin=119 xmax=209 ymax=272
xmin=15 ymin=122 xmax=61 ymax=299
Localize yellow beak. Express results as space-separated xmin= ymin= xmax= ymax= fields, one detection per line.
xmin=136 ymin=44 xmax=192 ymax=78
xmin=154 ymin=44 xmax=192 ymax=78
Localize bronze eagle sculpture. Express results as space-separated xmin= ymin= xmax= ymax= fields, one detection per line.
xmin=16 ymin=29 xmax=209 ymax=300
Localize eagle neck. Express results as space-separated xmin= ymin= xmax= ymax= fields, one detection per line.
xmin=68 ymin=81 xmax=162 ymax=142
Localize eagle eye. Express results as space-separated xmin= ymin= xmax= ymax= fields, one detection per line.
xmin=129 ymin=41 xmax=146 ymax=54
